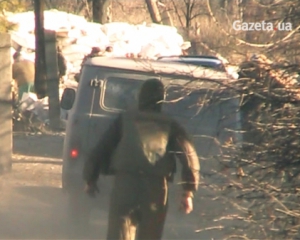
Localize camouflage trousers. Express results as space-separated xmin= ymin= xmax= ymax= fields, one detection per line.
xmin=106 ymin=173 xmax=168 ymax=240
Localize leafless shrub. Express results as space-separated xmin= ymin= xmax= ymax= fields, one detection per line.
xmin=198 ymin=54 xmax=300 ymax=239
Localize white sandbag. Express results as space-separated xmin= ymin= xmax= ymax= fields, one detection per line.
xmin=67 ymin=28 xmax=83 ymax=40
xmin=102 ymin=22 xmax=135 ymax=42
xmin=7 ymin=9 xmax=87 ymax=33
xmin=76 ymin=36 xmax=101 ymax=48
xmin=83 ymin=24 xmax=110 ymax=48
xmin=146 ymin=23 xmax=178 ymax=35
xmin=156 ymin=32 xmax=184 ymax=48
xmin=131 ymin=25 xmax=157 ymax=46
xmin=63 ymin=53 xmax=85 ymax=66
xmin=44 ymin=11 xmax=72 ymax=31
xmin=62 ymin=12 xmax=88 ymax=29
xmin=140 ymin=41 xmax=167 ymax=59
xmin=101 ymin=22 xmax=132 ymax=35
xmin=19 ymin=92 xmax=49 ymax=118
xmin=7 ymin=11 xmax=35 ymax=33
xmin=137 ymin=25 xmax=164 ymax=43
xmin=110 ymin=41 xmax=129 ymax=57
xmin=20 ymin=52 xmax=35 ymax=62
xmin=162 ymin=46 xmax=182 ymax=56
xmin=83 ymin=22 xmax=104 ymax=36
xmin=44 ymin=10 xmax=87 ymax=31
xmin=62 ymin=44 xmax=91 ymax=56
xmin=181 ymin=41 xmax=191 ymax=50
xmin=10 ymin=31 xmax=35 ymax=50
xmin=19 ymin=92 xmax=38 ymax=112
xmin=126 ymin=40 xmax=142 ymax=55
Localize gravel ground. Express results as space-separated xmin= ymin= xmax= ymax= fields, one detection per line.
xmin=0 ymin=132 xmax=229 ymax=240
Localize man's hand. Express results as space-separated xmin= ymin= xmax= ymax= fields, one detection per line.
xmin=179 ymin=191 xmax=194 ymax=214
xmin=84 ymin=182 xmax=99 ymax=198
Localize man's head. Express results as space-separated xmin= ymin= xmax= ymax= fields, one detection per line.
xmin=13 ymin=51 xmax=22 ymax=61
xmin=91 ymin=47 xmax=101 ymax=55
xmin=138 ymin=78 xmax=165 ymax=112
xmin=57 ymin=46 xmax=62 ymax=53
xmin=105 ymin=46 xmax=113 ymax=52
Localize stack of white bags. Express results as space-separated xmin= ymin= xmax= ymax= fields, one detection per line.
xmin=6 ymin=9 xmax=189 ymax=79
xmin=6 ymin=9 xmax=191 ymax=122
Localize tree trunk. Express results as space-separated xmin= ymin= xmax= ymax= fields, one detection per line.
xmin=92 ymin=0 xmax=112 ymax=24
xmin=34 ymin=0 xmax=47 ymax=99
xmin=45 ymin=30 xmax=61 ymax=130
xmin=145 ymin=0 xmax=162 ymax=24
xmin=185 ymin=0 xmax=192 ymax=28
xmin=159 ymin=0 xmax=174 ymax=26
xmin=0 ymin=33 xmax=12 ymax=174
xmin=161 ymin=9 xmax=173 ymax=26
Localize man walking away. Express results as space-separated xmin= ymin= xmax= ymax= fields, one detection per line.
xmin=83 ymin=78 xmax=200 ymax=240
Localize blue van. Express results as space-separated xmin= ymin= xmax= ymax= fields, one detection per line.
xmin=60 ymin=57 xmax=242 ymax=227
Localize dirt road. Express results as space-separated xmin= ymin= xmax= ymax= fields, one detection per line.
xmin=0 ymin=133 xmax=227 ymax=240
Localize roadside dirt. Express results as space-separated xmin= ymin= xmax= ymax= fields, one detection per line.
xmin=0 ymin=133 xmax=228 ymax=240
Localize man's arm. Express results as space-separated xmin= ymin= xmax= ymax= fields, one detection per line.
xmin=83 ymin=114 xmax=122 ymax=185
xmin=169 ymin=121 xmax=200 ymax=213
xmin=170 ymin=121 xmax=200 ymax=192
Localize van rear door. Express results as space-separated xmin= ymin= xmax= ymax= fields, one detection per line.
xmin=84 ymin=71 xmax=153 ymax=164
xmin=162 ymin=78 xmax=242 ymax=177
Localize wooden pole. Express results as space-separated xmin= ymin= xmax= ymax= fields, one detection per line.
xmin=45 ymin=30 xmax=61 ymax=130
xmin=145 ymin=0 xmax=162 ymax=24
xmin=0 ymin=33 xmax=12 ymax=174
xmin=34 ymin=0 xmax=47 ymax=99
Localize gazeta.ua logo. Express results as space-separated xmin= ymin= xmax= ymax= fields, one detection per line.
xmin=233 ymin=20 xmax=293 ymax=31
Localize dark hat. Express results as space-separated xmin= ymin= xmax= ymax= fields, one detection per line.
xmin=105 ymin=46 xmax=113 ymax=52
xmin=138 ymin=78 xmax=165 ymax=112
xmin=13 ymin=51 xmax=21 ymax=60
xmin=91 ymin=47 xmax=101 ymax=54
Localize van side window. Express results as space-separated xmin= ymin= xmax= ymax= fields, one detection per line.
xmin=102 ymin=77 xmax=143 ymax=111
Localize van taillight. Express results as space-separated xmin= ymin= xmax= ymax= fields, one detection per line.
xmin=70 ymin=149 xmax=79 ymax=158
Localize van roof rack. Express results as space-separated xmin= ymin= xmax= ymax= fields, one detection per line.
xmin=156 ymin=55 xmax=226 ymax=72
xmin=157 ymin=55 xmax=221 ymax=60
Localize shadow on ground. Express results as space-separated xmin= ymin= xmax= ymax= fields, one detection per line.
xmin=13 ymin=133 xmax=64 ymax=159
xmin=7 ymin=133 xmax=229 ymax=240
xmin=0 ymin=184 xmax=215 ymax=240
xmin=0 ymin=185 xmax=107 ymax=239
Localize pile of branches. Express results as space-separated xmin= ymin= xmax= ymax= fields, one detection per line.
xmin=210 ymin=55 xmax=300 ymax=239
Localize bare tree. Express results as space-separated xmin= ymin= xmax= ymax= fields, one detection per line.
xmin=169 ymin=0 xmax=208 ymax=29
xmin=196 ymin=1 xmax=300 ymax=238
xmin=145 ymin=0 xmax=162 ymax=23
xmin=92 ymin=0 xmax=112 ymax=23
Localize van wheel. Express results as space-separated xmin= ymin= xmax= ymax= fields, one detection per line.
xmin=67 ymin=191 xmax=92 ymax=234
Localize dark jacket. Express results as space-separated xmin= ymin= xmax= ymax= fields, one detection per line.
xmin=12 ymin=60 xmax=35 ymax=86
xmin=57 ymin=51 xmax=67 ymax=77
xmin=83 ymin=110 xmax=200 ymax=192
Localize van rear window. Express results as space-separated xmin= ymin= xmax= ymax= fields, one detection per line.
xmin=102 ymin=77 xmax=143 ymax=111
xmin=163 ymin=86 xmax=204 ymax=120
xmin=102 ymin=77 xmax=211 ymax=119
xmin=102 ymin=76 xmax=206 ymax=117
